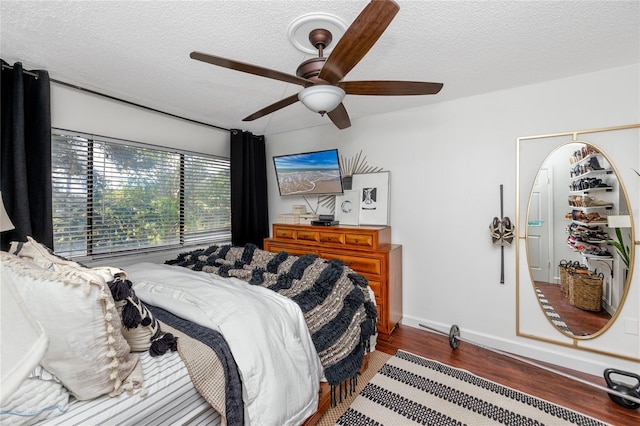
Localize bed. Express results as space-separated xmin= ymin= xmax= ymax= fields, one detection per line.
xmin=27 ymin=352 xmax=221 ymax=426
xmin=0 ymin=238 xmax=376 ymax=426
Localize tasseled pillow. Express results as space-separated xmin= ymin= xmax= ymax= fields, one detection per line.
xmin=108 ymin=277 xmax=177 ymax=356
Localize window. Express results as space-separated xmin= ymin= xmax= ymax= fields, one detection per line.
xmin=51 ymin=130 xmax=230 ymax=258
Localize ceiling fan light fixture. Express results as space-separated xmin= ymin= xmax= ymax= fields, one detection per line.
xmin=298 ymin=85 xmax=345 ymax=115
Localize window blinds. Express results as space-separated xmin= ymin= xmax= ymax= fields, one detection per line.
xmin=52 ymin=130 xmax=230 ymax=258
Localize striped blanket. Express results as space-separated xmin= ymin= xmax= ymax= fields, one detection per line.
xmin=166 ymin=243 xmax=377 ymax=387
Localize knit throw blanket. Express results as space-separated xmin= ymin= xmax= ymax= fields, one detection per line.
xmin=165 ymin=243 xmax=378 ymax=387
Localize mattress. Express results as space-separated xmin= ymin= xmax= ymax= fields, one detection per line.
xmin=40 ymin=351 xmax=220 ymax=426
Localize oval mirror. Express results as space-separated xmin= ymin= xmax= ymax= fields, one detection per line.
xmin=526 ymin=141 xmax=633 ymax=339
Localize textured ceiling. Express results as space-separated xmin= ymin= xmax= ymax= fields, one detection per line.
xmin=1 ymin=1 xmax=638 ymax=136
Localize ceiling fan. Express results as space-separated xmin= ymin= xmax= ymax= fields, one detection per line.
xmin=190 ymin=0 xmax=443 ymax=130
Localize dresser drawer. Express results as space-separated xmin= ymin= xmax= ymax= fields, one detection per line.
xmin=344 ymin=233 xmax=374 ymax=248
xmin=264 ymin=242 xmax=317 ymax=257
xmin=319 ymin=231 xmax=345 ymax=244
xmin=274 ymin=228 xmax=296 ymax=240
xmin=296 ymin=230 xmax=319 ymax=242
xmin=367 ymin=279 xmax=382 ymax=298
xmin=322 ymin=252 xmax=381 ymax=275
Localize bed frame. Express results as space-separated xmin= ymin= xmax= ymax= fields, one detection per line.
xmin=303 ymin=352 xmax=369 ymax=425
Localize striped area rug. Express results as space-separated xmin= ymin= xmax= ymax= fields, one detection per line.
xmin=536 ymin=286 xmax=572 ymax=334
xmin=336 ymin=350 xmax=610 ymax=426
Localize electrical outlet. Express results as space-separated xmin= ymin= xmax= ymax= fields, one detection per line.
xmin=624 ymin=318 xmax=639 ymax=335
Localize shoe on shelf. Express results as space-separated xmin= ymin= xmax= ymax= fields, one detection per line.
xmin=588 ymin=178 xmax=603 ymax=188
xmin=584 ymin=230 xmax=609 ymax=243
xmin=589 ymin=156 xmax=604 ymax=170
xmin=575 ymin=224 xmax=600 ymax=231
xmin=572 ymin=210 xmax=589 ymax=221
xmin=582 ymin=247 xmax=613 ymax=258
xmin=583 ymin=196 xmax=612 ymax=207
xmin=586 ymin=212 xmax=607 ymax=223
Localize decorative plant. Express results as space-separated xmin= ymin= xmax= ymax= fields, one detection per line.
xmin=318 ymin=150 xmax=383 ymax=212
xmin=339 ymin=150 xmax=383 ymax=185
xmin=607 ymin=227 xmax=630 ymax=268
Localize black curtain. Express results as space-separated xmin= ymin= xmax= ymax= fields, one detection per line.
xmin=0 ymin=60 xmax=52 ymax=251
xmin=230 ymin=129 xmax=269 ymax=248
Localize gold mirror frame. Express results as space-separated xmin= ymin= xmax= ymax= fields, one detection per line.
xmin=527 ymin=141 xmax=630 ymax=340
xmin=516 ymin=123 xmax=639 ymax=362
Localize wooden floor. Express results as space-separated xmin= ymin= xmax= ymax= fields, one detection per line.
xmin=375 ymin=324 xmax=639 ymax=426
xmin=536 ymin=281 xmax=611 ymax=336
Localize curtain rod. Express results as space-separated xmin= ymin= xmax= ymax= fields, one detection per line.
xmin=1 ymin=62 xmax=39 ymax=78
xmin=1 ymin=62 xmax=229 ymax=132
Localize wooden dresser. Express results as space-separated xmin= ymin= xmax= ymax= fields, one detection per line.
xmin=263 ymin=223 xmax=402 ymax=338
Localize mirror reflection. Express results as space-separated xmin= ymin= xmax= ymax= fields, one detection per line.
xmin=526 ymin=142 xmax=632 ymax=338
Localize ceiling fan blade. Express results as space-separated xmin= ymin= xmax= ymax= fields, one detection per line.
xmin=190 ymin=51 xmax=313 ymax=87
xmin=339 ymin=80 xmax=443 ymax=95
xmin=327 ymin=103 xmax=351 ymax=129
xmin=319 ymin=0 xmax=400 ymax=84
xmin=242 ymin=93 xmax=300 ymax=121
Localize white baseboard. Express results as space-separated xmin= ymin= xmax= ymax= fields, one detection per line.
xmin=401 ymin=314 xmax=638 ymax=379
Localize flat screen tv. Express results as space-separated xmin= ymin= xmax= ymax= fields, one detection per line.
xmin=273 ymin=149 xmax=344 ymax=196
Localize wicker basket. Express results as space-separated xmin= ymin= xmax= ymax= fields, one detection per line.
xmin=291 ymin=205 xmax=307 ymax=215
xmin=568 ymin=272 xmax=603 ymax=311
xmin=559 ymin=261 xmax=586 ymax=296
xmin=558 ymin=261 xmax=570 ymax=295
xmin=276 ymin=213 xmax=300 ymax=224
xmin=299 ymin=214 xmax=319 ymax=225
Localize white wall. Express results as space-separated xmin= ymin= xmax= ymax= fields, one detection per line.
xmin=265 ymin=64 xmax=640 ymax=376
xmin=51 ymin=83 xmax=229 ymax=156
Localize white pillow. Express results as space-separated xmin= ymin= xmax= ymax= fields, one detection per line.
xmin=0 ymin=378 xmax=69 ymax=425
xmin=9 ymin=236 xmax=125 ymax=283
xmin=0 ymin=252 xmax=142 ymax=400
xmin=9 ymin=236 xmax=84 ymax=271
xmin=10 ymin=237 xmax=169 ymax=354
xmin=109 ymin=277 xmax=167 ymax=353
xmin=115 ymin=299 xmax=158 ymax=352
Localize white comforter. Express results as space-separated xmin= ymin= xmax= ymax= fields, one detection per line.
xmin=125 ymin=262 xmax=323 ymax=426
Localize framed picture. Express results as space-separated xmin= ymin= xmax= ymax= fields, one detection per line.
xmin=334 ymin=190 xmax=360 ymax=225
xmin=351 ymin=171 xmax=390 ymax=225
